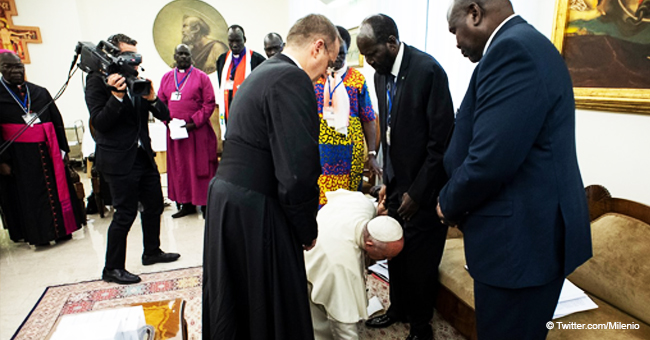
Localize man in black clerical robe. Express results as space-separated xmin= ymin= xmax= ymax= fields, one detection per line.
xmin=0 ymin=50 xmax=82 ymax=245
xmin=202 ymin=14 xmax=340 ymax=340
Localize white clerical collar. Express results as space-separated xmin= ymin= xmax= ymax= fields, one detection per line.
xmin=281 ymin=52 xmax=303 ymax=69
xmin=390 ymin=42 xmax=404 ymax=79
xmin=483 ymin=14 xmax=518 ymax=57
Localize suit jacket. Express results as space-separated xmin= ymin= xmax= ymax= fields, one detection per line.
xmin=439 ymin=16 xmax=592 ymax=289
xmin=215 ymin=49 xmax=266 ymax=86
xmin=374 ymin=44 xmax=454 ymax=210
xmin=85 ymin=73 xmax=170 ymax=175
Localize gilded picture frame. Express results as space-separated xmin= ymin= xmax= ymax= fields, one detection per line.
xmin=551 ymin=0 xmax=650 ymax=114
xmin=346 ymin=26 xmax=364 ymax=68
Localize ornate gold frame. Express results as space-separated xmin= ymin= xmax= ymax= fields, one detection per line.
xmin=551 ymin=0 xmax=650 ymax=114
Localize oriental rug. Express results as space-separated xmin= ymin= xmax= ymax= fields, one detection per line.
xmin=12 ymin=267 xmax=465 ymax=340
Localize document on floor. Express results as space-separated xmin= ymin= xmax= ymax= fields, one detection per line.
xmin=553 ymin=279 xmax=599 ymax=319
xmin=168 ymin=118 xmax=189 ymax=140
xmin=368 ymin=260 xmax=389 ymax=282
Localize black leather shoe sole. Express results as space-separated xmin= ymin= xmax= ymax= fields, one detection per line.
xmin=142 ymin=252 xmax=181 ymax=265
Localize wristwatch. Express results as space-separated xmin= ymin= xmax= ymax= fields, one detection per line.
xmin=368 ymin=150 xmax=377 ymax=156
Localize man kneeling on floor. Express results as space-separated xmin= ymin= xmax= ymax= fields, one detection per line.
xmin=305 ymin=189 xmax=404 ymax=340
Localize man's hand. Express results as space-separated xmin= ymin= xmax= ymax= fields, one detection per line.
xmin=397 ymin=192 xmax=419 ymax=221
xmin=0 ymin=163 xmax=11 ymax=176
xmin=436 ymin=201 xmax=456 ymax=227
xmin=107 ymin=74 xmax=126 ymax=99
xmin=376 ymin=185 xmax=388 ymax=215
xmin=142 ymin=79 xmax=157 ymax=102
xmin=182 ymin=122 xmax=197 ymax=132
xmin=365 ymin=155 xmax=382 ymax=176
xmin=303 ymin=238 xmax=317 ymax=251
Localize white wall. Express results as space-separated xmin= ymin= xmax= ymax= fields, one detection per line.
xmin=14 ymin=0 xmax=290 ymax=125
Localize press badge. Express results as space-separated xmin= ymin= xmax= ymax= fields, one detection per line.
xmin=22 ymin=112 xmax=41 ymax=125
xmin=225 ymin=80 xmax=234 ymax=90
xmin=323 ymin=106 xmax=336 ymax=126
xmin=171 ymin=91 xmax=182 ymax=101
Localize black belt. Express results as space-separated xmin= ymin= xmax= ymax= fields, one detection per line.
xmin=216 ymin=140 xmax=277 ymax=198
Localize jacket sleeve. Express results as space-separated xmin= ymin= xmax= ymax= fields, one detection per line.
xmin=439 ymin=38 xmax=550 ymax=221
xmin=267 ymin=73 xmax=320 ymax=246
xmin=407 ymin=64 xmax=454 ymax=205
xmin=85 ymin=74 xmax=127 ymax=133
xmin=191 ymin=73 xmax=216 ymax=128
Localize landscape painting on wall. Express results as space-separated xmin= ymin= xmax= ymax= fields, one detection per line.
xmin=551 ymin=0 xmax=650 ymax=114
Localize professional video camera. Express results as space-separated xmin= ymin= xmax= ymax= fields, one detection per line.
xmin=76 ymin=40 xmax=151 ymax=96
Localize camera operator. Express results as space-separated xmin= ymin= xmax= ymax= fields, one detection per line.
xmin=84 ymin=33 xmax=180 ymax=285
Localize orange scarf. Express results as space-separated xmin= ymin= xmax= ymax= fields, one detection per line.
xmin=223 ymin=51 xmax=249 ymax=120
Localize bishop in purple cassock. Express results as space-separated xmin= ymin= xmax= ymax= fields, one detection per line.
xmin=158 ymin=44 xmax=217 ymax=218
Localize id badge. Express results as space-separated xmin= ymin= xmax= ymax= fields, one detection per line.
xmin=171 ymin=91 xmax=182 ymax=101
xmin=225 ymin=80 xmax=234 ymax=90
xmin=386 ymin=126 xmax=391 ymax=146
xmin=22 ymin=112 xmax=41 ymax=125
xmin=323 ymin=106 xmax=336 ymax=127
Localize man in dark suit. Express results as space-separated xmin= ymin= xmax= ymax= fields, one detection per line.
xmin=357 ymin=14 xmax=454 ymax=340
xmin=438 ymin=1 xmax=593 ymax=339
xmin=85 ymin=34 xmax=180 ymax=285
xmin=215 ymin=25 xmax=265 ymax=130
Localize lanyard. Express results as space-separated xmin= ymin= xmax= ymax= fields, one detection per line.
xmin=1 ymin=79 xmax=31 ymax=115
xmin=174 ymin=66 xmax=193 ymax=92
xmin=327 ymin=69 xmax=347 ymax=107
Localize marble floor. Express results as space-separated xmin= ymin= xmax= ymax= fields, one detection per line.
xmin=0 ymin=173 xmax=206 ymax=340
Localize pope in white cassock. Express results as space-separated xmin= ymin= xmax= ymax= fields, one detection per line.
xmin=305 ymin=189 xmax=404 ymax=340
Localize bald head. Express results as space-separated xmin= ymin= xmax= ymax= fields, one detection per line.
xmin=263 ymin=32 xmax=284 ymax=58
xmin=174 ymin=44 xmax=192 ymax=69
xmin=447 ymin=0 xmax=514 ymax=62
xmin=0 ymin=51 xmax=25 ymax=85
xmin=356 ymin=14 xmax=401 ymax=75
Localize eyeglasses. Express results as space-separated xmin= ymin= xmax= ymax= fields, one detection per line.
xmin=322 ymin=41 xmax=336 ymax=69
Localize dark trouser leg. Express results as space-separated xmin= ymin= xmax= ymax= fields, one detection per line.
xmin=137 ymin=152 xmax=163 ymax=255
xmin=103 ymin=170 xmax=139 ymax=270
xmin=401 ymin=211 xmax=448 ymax=337
xmin=474 ymin=276 xmax=564 ymax=340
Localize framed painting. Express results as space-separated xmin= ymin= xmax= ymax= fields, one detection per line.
xmin=0 ymin=0 xmax=42 ymax=64
xmin=346 ymin=26 xmax=364 ymax=68
xmin=551 ymin=0 xmax=650 ymax=114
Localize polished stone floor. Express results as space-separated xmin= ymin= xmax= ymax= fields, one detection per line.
xmin=0 ymin=173 xmax=206 ymax=340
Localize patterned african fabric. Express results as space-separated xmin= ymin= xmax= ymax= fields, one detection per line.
xmin=314 ymin=67 xmax=376 ymax=208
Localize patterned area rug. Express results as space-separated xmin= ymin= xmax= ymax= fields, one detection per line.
xmin=12 ymin=267 xmax=465 ymax=340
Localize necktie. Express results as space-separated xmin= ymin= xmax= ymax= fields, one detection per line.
xmin=384 ymin=74 xmax=396 ymax=182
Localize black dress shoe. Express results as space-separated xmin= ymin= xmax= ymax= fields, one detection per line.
xmin=405 ymin=335 xmax=433 ymax=340
xmin=102 ymin=268 xmax=141 ymax=284
xmin=172 ymin=204 xmax=196 ymax=218
xmin=365 ymin=314 xmax=401 ymax=328
xmin=142 ymin=250 xmax=181 ymax=265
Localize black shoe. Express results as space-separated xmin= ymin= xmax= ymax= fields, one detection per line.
xmin=172 ymin=203 xmax=196 ymax=218
xmin=405 ymin=335 xmax=433 ymax=340
xmin=142 ymin=250 xmax=181 ymax=265
xmin=365 ymin=314 xmax=402 ymax=328
xmin=102 ymin=268 xmax=141 ymax=284
xmin=200 ymin=206 xmax=206 ymax=218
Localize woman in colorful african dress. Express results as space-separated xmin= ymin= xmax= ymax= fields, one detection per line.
xmin=314 ymin=26 xmax=381 ymax=208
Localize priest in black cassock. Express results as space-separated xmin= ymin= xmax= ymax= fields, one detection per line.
xmin=202 ymin=14 xmax=340 ymax=340
xmin=0 ymin=50 xmax=83 ymax=245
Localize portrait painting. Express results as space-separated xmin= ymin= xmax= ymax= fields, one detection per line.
xmin=0 ymin=0 xmax=42 ymax=64
xmin=552 ymin=0 xmax=650 ymax=114
xmin=153 ymin=0 xmax=228 ymax=74
xmin=346 ymin=26 xmax=364 ymax=68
